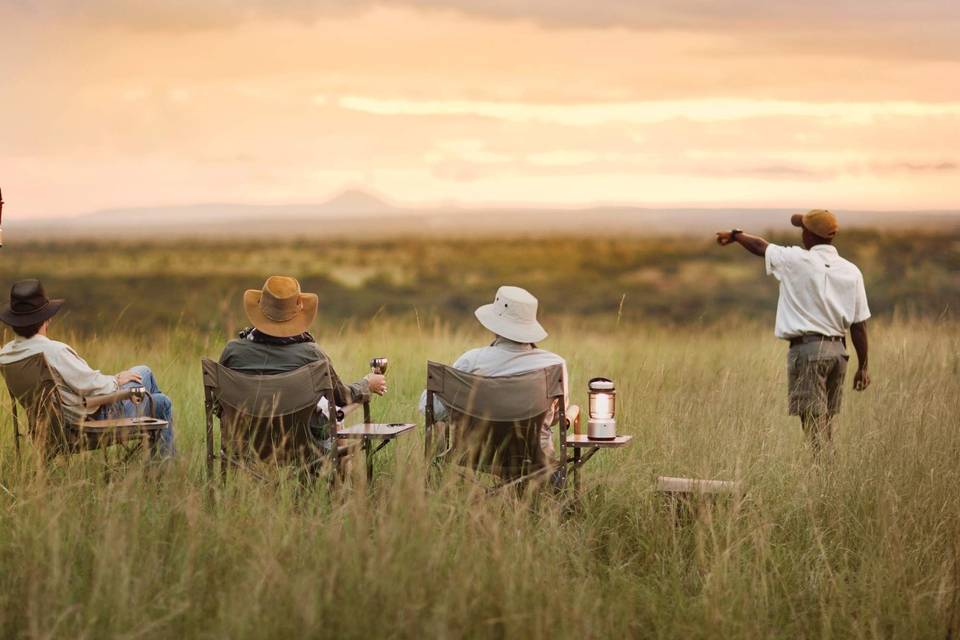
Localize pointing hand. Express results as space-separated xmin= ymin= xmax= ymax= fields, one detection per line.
xmin=716 ymin=231 xmax=736 ymax=246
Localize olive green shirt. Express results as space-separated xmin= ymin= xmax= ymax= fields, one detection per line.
xmin=218 ymin=339 xmax=370 ymax=407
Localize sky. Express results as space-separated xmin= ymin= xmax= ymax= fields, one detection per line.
xmin=1 ymin=0 xmax=959 ymax=218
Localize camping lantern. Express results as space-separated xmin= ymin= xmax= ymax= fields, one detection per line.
xmin=587 ymin=378 xmax=617 ymax=440
xmin=370 ymin=357 xmax=389 ymax=375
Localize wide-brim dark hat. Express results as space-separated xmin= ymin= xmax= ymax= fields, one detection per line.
xmin=0 ymin=279 xmax=64 ymax=327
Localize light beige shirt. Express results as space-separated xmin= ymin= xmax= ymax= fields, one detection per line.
xmin=765 ymin=244 xmax=871 ymax=340
xmin=419 ymin=337 xmax=570 ymax=456
xmin=0 ymin=334 xmax=118 ymax=421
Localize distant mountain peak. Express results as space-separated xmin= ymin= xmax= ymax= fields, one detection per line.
xmin=319 ymin=188 xmax=395 ymax=214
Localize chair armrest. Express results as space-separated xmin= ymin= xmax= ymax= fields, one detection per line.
xmin=565 ymin=404 xmax=581 ymax=431
xmin=82 ymin=387 xmax=145 ymax=410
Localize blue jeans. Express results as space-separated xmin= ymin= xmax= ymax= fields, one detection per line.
xmin=96 ymin=365 xmax=176 ymax=458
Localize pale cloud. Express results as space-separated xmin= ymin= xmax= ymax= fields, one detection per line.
xmin=338 ymin=96 xmax=960 ymax=127
xmin=425 ymin=140 xmax=512 ymax=165
xmin=871 ymin=161 xmax=958 ymax=174
xmin=6 ymin=0 xmax=958 ymax=60
xmin=3 ymin=0 xmax=361 ymax=30
xmin=10 ymin=0 xmax=958 ymax=33
xmin=527 ymin=151 xmax=602 ymax=167
xmin=404 ymin=0 xmax=960 ymax=65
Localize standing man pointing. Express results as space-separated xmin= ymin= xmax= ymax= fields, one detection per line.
xmin=716 ymin=210 xmax=871 ymax=456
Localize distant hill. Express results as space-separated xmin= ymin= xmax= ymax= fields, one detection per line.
xmin=8 ymin=189 xmax=960 ymax=241
xmin=74 ymin=188 xmax=398 ymax=226
xmin=317 ymin=189 xmax=397 ymax=215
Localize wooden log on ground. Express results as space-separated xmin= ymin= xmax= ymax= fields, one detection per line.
xmin=655 ymin=476 xmax=742 ymax=496
xmin=656 ymin=476 xmax=743 ymax=524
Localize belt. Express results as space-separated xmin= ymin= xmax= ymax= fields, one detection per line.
xmin=789 ymin=334 xmax=845 ymax=348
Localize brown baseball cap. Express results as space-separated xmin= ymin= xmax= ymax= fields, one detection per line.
xmin=791 ymin=209 xmax=839 ymax=239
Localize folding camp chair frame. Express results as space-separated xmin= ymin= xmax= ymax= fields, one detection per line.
xmin=202 ymin=359 xmax=342 ymax=485
xmin=1 ymin=353 xmax=167 ymax=466
xmin=423 ymin=361 xmax=569 ymax=495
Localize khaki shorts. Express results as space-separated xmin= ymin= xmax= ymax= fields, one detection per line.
xmin=787 ymin=341 xmax=849 ymax=417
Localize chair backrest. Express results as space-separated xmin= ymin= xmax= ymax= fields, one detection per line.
xmin=0 ymin=352 xmax=72 ymax=452
xmin=426 ymin=361 xmax=565 ymax=479
xmin=202 ymin=359 xmax=336 ymax=465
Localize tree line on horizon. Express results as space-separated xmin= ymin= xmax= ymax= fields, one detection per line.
xmin=1 ymin=230 xmax=956 ymax=336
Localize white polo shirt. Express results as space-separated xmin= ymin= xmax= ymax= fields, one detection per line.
xmin=765 ymin=244 xmax=871 ymax=340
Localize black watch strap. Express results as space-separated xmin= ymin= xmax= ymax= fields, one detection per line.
xmin=731 ymin=228 xmax=744 ymax=239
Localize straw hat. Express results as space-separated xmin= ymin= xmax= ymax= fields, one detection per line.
xmin=474 ymin=286 xmax=548 ymax=344
xmin=243 ymin=276 xmax=318 ymax=338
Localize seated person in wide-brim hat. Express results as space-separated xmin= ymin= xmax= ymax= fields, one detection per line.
xmin=0 ymin=279 xmax=177 ymax=457
xmin=419 ymin=285 xmax=572 ymax=460
xmin=219 ymin=276 xmax=387 ymax=449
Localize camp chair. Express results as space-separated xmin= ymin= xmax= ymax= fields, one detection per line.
xmin=424 ymin=361 xmax=568 ymax=493
xmin=202 ymin=359 xmax=343 ymax=483
xmin=1 ymin=353 xmax=168 ymax=462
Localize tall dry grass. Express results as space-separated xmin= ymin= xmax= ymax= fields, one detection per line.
xmin=0 ymin=318 xmax=958 ymax=638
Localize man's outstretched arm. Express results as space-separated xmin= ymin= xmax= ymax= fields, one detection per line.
xmin=716 ymin=230 xmax=769 ymax=257
xmin=850 ymin=321 xmax=870 ymax=391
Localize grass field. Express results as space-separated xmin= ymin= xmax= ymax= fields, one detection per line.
xmin=1 ymin=313 xmax=959 ymax=638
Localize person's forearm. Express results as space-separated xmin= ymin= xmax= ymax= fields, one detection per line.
xmin=343 ymin=379 xmax=371 ymax=404
xmin=58 ymin=352 xmax=119 ymax=395
xmin=736 ymin=232 xmax=769 ymax=257
xmin=850 ymin=321 xmax=869 ymax=369
xmin=329 ymin=367 xmax=370 ymax=406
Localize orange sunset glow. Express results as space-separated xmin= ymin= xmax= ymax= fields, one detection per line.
xmin=1 ymin=1 xmax=958 ymax=217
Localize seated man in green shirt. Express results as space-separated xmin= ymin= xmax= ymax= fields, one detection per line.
xmin=219 ymin=276 xmax=386 ymax=449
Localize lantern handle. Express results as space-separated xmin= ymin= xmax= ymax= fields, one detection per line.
xmin=588 ymin=377 xmax=615 ymax=391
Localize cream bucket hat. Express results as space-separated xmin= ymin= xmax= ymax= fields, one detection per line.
xmin=474 ymin=286 xmax=548 ymax=344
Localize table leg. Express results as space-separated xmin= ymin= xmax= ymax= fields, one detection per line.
xmin=363 ymin=437 xmax=373 ymax=483
xmin=148 ymin=431 xmax=159 ymax=460
xmin=573 ymin=447 xmax=582 ymax=496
